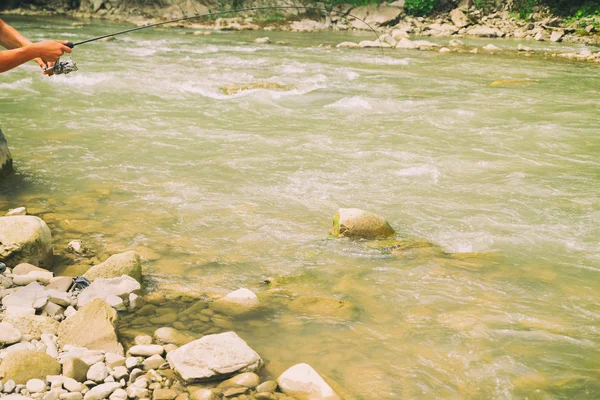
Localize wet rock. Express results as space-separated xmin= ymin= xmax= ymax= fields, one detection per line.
xmin=220 ymin=82 xmax=294 ymax=96
xmin=466 ymin=25 xmax=504 ymax=38
xmin=83 ymin=382 xmax=121 ymax=400
xmin=330 ymin=208 xmax=394 ymax=239
xmin=336 ymin=41 xmax=359 ymax=48
xmin=58 ymin=298 xmax=123 ymax=355
xmin=67 ymin=240 xmax=93 ymax=257
xmin=256 ymin=380 xmax=277 ymax=393
xmin=83 ymin=251 xmax=141 ymax=282
xmin=0 ymin=350 xmax=61 ymax=384
xmin=0 ymin=216 xmax=53 ymax=268
xmin=0 ymin=129 xmax=13 ymax=180
xmin=277 ymin=363 xmax=341 ymax=400
xmin=439 ymin=47 xmax=451 ymax=53
xmin=0 ymin=322 xmax=22 ymax=345
xmin=483 ymin=44 xmax=501 ymax=51
xmin=166 ymin=332 xmax=263 ymax=383
xmin=254 ymin=37 xmax=270 ymax=44
xmin=77 ymin=275 xmax=141 ymax=308
xmin=3 ymin=314 xmax=59 ymax=340
xmin=188 ymin=389 xmax=217 ymax=400
xmin=210 ymin=288 xmax=260 ymax=317
xmin=450 ymin=8 xmax=468 ymax=28
xmin=153 ymin=327 xmax=193 ymax=346
xmin=217 ymin=372 xmax=260 ymax=389
xmin=288 ymin=296 xmax=358 ymax=320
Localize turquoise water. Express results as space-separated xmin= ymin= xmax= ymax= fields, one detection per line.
xmin=1 ymin=16 xmax=599 ymax=399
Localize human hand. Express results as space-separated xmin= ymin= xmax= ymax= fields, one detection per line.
xmin=30 ymin=40 xmax=72 ymax=64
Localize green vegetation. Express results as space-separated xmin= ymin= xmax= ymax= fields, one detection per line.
xmin=404 ymin=0 xmax=437 ymax=16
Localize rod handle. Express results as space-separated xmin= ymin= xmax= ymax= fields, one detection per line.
xmin=66 ymin=42 xmax=74 ymax=48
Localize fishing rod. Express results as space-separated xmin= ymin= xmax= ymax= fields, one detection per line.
xmin=49 ymin=5 xmax=384 ymax=75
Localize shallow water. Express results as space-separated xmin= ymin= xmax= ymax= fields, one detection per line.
xmin=1 ymin=16 xmax=600 ymax=399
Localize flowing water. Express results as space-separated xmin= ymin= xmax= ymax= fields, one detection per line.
xmin=1 ymin=16 xmax=599 ymax=399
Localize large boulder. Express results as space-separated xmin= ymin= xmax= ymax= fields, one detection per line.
xmin=277 ymin=363 xmax=341 ymax=400
xmin=0 ymin=216 xmax=53 ymax=268
xmin=0 ymin=129 xmax=13 ymax=179
xmin=77 ymin=275 xmax=141 ymax=308
xmin=57 ymin=298 xmax=123 ymax=355
xmin=166 ymin=332 xmax=263 ymax=383
xmin=210 ymin=288 xmax=260 ymax=317
xmin=0 ymin=350 xmax=61 ymax=384
xmin=466 ymin=25 xmax=504 ymax=37
xmin=450 ymin=8 xmax=469 ymax=28
xmin=83 ymin=251 xmax=141 ymax=282
xmin=330 ymin=208 xmax=394 ymax=239
xmin=349 ymin=5 xmax=403 ymax=28
xmin=3 ymin=314 xmax=59 ymax=340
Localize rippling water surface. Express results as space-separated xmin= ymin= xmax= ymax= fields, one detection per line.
xmin=1 ymin=16 xmax=599 ymax=399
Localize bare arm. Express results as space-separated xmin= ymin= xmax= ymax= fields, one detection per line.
xmin=0 ymin=18 xmax=33 ymax=49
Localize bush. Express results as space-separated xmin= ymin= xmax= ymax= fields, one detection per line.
xmin=405 ymin=0 xmax=437 ymax=16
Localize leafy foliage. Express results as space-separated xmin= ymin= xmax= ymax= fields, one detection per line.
xmin=405 ymin=0 xmax=437 ymax=16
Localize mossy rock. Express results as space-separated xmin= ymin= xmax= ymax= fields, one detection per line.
xmin=0 ymin=350 xmax=61 ymax=384
xmin=330 ymin=208 xmax=395 ymax=239
xmin=288 ymin=296 xmax=359 ymax=320
xmin=220 ymin=82 xmax=294 ymax=95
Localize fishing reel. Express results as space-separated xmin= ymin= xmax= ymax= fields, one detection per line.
xmin=44 ymin=59 xmax=78 ymax=75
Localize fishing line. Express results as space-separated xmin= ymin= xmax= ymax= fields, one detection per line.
xmin=51 ymin=5 xmax=385 ymax=74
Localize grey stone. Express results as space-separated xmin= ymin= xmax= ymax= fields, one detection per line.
xmin=0 ymin=216 xmax=52 ymax=268
xmin=77 ymin=275 xmax=141 ymax=308
xmin=255 ymin=380 xmax=278 ymax=393
xmin=166 ymin=332 xmax=263 ymax=383
xmin=450 ymin=8 xmax=468 ymax=28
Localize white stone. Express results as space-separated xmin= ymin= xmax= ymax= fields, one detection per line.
xmin=105 ymin=353 xmax=126 ymax=368
xmin=12 ymin=270 xmax=53 ymax=286
xmin=128 ymin=345 xmax=164 ymax=357
xmin=46 ymin=289 xmax=71 ymax=307
xmin=128 ymin=293 xmax=143 ymax=311
xmin=77 ymin=276 xmax=141 ymax=308
xmin=255 ymin=37 xmax=270 ymax=44
xmin=82 ymin=382 xmax=121 ymax=400
xmin=550 ymin=31 xmax=564 ymax=42
xmin=41 ymin=333 xmax=59 ymax=358
xmin=105 ymin=295 xmax=126 ymax=311
xmin=2 ymin=282 xmax=48 ymax=310
xmin=126 ymin=386 xmax=148 ymax=399
xmin=483 ymin=44 xmax=501 ymax=51
xmin=64 ymin=306 xmax=77 ymax=318
xmin=108 ymin=388 xmax=126 ymax=400
xmin=111 ymin=366 xmax=128 ymax=380
xmin=26 ymin=379 xmax=46 ymax=393
xmin=142 ymin=354 xmax=165 ymax=371
xmin=0 ymin=216 xmax=53 ymax=268
xmin=125 ymin=357 xmax=140 ymax=369
xmin=166 ymin=332 xmax=263 ymax=383
xmin=6 ymin=207 xmax=26 ymax=216
xmin=87 ymin=362 xmax=110 ymax=382
xmin=63 ymin=377 xmax=84 ymax=393
xmin=0 ymin=322 xmax=22 ymax=345
xmin=60 ymin=393 xmax=83 ymax=400
xmin=210 ymin=288 xmax=260 ymax=316
xmin=277 ymin=363 xmax=341 ymax=400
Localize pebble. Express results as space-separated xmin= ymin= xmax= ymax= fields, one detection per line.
xmin=60 ymin=393 xmax=83 ymax=400
xmin=63 ymin=377 xmax=84 ymax=393
xmin=128 ymin=344 xmax=164 ymax=357
xmin=255 ymin=381 xmax=278 ymax=393
xmin=126 ymin=357 xmax=141 ymax=369
xmin=26 ymin=379 xmax=47 ymax=393
xmin=4 ymin=380 xmax=16 ymax=393
xmin=87 ymin=362 xmax=110 ymax=382
xmin=153 ymin=388 xmax=178 ymax=400
xmin=83 ymin=382 xmax=121 ymax=400
xmin=109 ymin=388 xmax=127 ymax=400
xmin=143 ymin=354 xmax=165 ymax=370
xmin=105 ymin=352 xmax=126 ymax=368
xmin=112 ymin=366 xmax=129 ymax=380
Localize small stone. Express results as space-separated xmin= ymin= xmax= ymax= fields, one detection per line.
xmin=218 ymin=372 xmax=260 ymax=389
xmin=87 ymin=362 xmax=110 ymax=382
xmin=60 ymin=393 xmax=83 ymax=400
xmin=189 ymin=389 xmax=217 ymax=400
xmin=126 ymin=386 xmax=149 ymax=399
xmin=255 ymin=37 xmax=270 ymax=44
xmin=62 ymin=357 xmax=90 ymax=382
xmin=0 ymin=322 xmax=22 ymax=345
xmin=26 ymin=379 xmax=47 ymax=393
xmin=4 ymin=380 xmax=17 ymax=393
xmin=67 ymin=240 xmax=93 ymax=257
xmin=106 ymin=294 xmax=126 ymax=311
xmin=152 ymin=388 xmax=177 ymax=400
xmin=105 ymin=353 xmax=126 ymax=368
xmin=128 ymin=345 xmax=164 ymax=357
xmin=550 ymin=31 xmax=564 ymax=42
xmin=142 ymin=354 xmax=165 ymax=371
xmin=277 ymin=363 xmax=341 ymax=400
xmin=64 ymin=306 xmax=77 ymax=318
xmin=483 ymin=44 xmax=501 ymax=51
xmin=109 ymin=388 xmax=127 ymax=400
xmin=63 ymin=377 xmax=84 ymax=393
xmin=45 ymin=388 xmax=68 ymax=400
xmin=163 ymin=344 xmax=178 ymax=353
xmin=112 ymin=366 xmax=128 ymax=380
xmin=82 ymin=382 xmax=121 ymax=400
xmin=133 ymin=335 xmax=153 ymax=345
xmin=255 ymin=381 xmax=277 ymax=393
xmin=47 ymin=277 xmax=73 ymax=292
xmin=133 ymin=376 xmax=148 ymax=388
xmin=153 ymin=327 xmax=193 ymax=346
xmin=43 ymin=302 xmax=65 ymax=319
xmin=6 ymin=207 xmax=27 ymax=216
xmin=223 ymin=387 xmax=248 ymax=397
xmin=126 ymin=357 xmax=141 ymax=369
xmin=128 ymin=293 xmax=143 ymax=311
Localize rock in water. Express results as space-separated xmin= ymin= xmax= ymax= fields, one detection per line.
xmin=0 ymin=128 xmax=13 ymax=179
xmin=77 ymin=275 xmax=141 ymax=308
xmin=288 ymin=297 xmax=358 ymax=320
xmin=58 ymin=298 xmax=124 ymax=355
xmin=210 ymin=288 xmax=260 ymax=317
xmin=166 ymin=332 xmax=263 ymax=383
xmin=0 ymin=216 xmax=53 ymax=268
xmin=153 ymin=327 xmax=193 ymax=346
xmin=277 ymin=363 xmax=341 ymax=400
xmin=83 ymin=251 xmax=142 ymax=282
xmin=330 ymin=208 xmax=395 ymax=239
xmin=0 ymin=350 xmax=61 ymax=384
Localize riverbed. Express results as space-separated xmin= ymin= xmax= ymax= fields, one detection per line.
xmin=1 ymin=16 xmax=599 ymax=399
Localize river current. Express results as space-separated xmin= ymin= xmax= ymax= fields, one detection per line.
xmin=1 ymin=16 xmax=599 ymax=399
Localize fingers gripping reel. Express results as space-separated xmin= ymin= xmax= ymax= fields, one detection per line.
xmin=45 ymin=42 xmax=78 ymax=75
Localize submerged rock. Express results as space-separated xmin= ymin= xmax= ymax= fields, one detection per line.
xmin=83 ymin=251 xmax=141 ymax=282
xmin=277 ymin=363 xmax=341 ymax=400
xmin=166 ymin=332 xmax=263 ymax=383
xmin=58 ymin=298 xmax=124 ymax=355
xmin=0 ymin=216 xmax=53 ymax=268
xmin=330 ymin=208 xmax=395 ymax=239
xmin=0 ymin=128 xmax=13 ymax=179
xmin=288 ymin=296 xmax=359 ymax=320
xmin=220 ymin=82 xmax=294 ymax=95
xmin=0 ymin=350 xmax=61 ymax=384
xmin=210 ymin=288 xmax=260 ymax=317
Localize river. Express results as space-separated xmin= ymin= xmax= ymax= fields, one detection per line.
xmin=1 ymin=16 xmax=599 ymax=399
